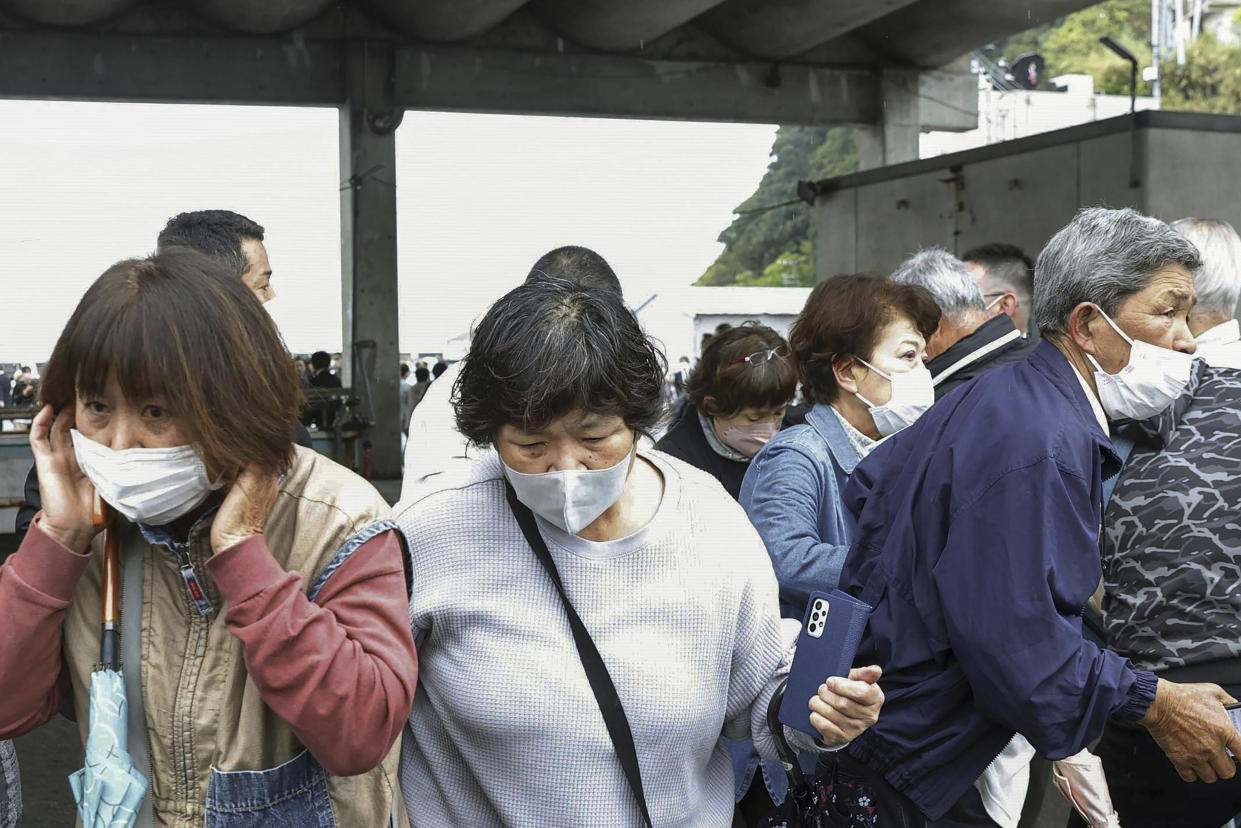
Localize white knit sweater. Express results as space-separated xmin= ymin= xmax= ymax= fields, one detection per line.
xmin=394 ymin=449 xmax=815 ymax=827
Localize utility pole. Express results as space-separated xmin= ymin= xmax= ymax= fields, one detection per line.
xmin=1150 ymin=0 xmax=1162 ymax=107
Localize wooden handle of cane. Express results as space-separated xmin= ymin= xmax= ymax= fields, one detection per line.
xmin=94 ymin=495 xmax=119 ymax=626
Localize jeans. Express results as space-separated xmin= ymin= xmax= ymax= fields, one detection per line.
xmin=205 ymin=750 xmax=335 ymax=828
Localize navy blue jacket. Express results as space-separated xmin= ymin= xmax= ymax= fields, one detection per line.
xmin=838 ymin=340 xmax=1158 ymax=819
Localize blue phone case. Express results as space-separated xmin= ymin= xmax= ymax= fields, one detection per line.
xmin=778 ymin=589 xmax=873 ymax=737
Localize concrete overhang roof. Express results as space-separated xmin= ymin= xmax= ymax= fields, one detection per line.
xmin=1 ymin=0 xmax=1102 ymax=69
xmin=0 ymin=0 xmax=1105 ymax=125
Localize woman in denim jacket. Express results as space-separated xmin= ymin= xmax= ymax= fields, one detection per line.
xmin=733 ymin=274 xmax=940 ymax=823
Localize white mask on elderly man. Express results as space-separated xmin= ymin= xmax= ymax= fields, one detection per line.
xmin=854 ymin=359 xmax=936 ymax=437
xmin=1084 ymin=305 xmax=1194 ymax=421
xmin=70 ymin=429 xmax=223 ymax=526
xmin=502 ymin=446 xmax=634 ymax=535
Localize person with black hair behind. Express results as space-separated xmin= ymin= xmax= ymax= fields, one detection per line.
xmin=962 ymin=242 xmax=1037 ymax=339
xmin=157 ymin=209 xmax=275 ymax=304
xmin=306 ymin=350 xmax=343 ymax=430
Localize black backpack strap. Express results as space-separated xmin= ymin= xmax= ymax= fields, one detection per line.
xmin=504 ymin=481 xmax=653 ymax=827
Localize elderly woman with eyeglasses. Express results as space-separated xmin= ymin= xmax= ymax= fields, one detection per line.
xmin=394 ymin=277 xmax=884 ymax=827
xmin=656 ymin=324 xmax=797 ymax=501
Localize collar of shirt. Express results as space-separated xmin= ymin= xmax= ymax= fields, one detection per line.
xmin=696 ymin=409 xmax=751 ymax=463
xmin=804 ymin=403 xmax=868 ymax=473
xmin=1070 ymin=360 xmax=1110 ymax=437
xmin=927 ymin=314 xmax=1023 ymax=386
xmin=1194 ymin=318 xmax=1240 ymax=348
xmin=829 ymin=405 xmax=877 ymax=462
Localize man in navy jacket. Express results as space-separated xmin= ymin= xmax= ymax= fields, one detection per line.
xmin=836 ymin=207 xmax=1241 ymax=825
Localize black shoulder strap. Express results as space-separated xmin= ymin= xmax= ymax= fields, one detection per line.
xmin=504 ymin=481 xmax=653 ymax=828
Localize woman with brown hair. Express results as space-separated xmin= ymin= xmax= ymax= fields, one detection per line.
xmin=0 ymin=248 xmax=417 ymax=827
xmin=732 ymin=274 xmax=939 ymax=821
xmin=656 ymin=323 xmax=798 ymax=500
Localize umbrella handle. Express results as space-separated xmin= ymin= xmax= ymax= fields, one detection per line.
xmin=96 ymin=495 xmax=120 ymax=670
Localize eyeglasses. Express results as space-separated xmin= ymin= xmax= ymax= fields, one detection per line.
xmin=732 ymin=346 xmax=788 ymax=367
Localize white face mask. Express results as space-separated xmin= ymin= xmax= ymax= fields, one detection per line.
xmin=502 ymin=446 xmax=634 ymax=536
xmin=71 ymin=429 xmax=223 ymax=526
xmin=855 ymin=358 xmax=936 ymax=437
xmin=1084 ymin=305 xmax=1194 ymax=421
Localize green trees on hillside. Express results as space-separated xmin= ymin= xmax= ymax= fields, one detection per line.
xmin=695 ymin=127 xmax=856 ymax=286
xmin=701 ymin=0 xmax=1241 ymax=286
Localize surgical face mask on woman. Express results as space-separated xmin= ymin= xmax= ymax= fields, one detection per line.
xmin=1085 ymin=304 xmax=1195 ymax=421
xmin=854 ymin=359 xmax=936 ymax=437
xmin=718 ymin=420 xmax=779 ymax=457
xmin=70 ymin=429 xmax=223 ymax=526
xmin=709 ymin=405 xmax=785 ymax=459
xmin=502 ymin=447 xmax=634 ymax=536
xmin=498 ymin=414 xmax=639 ymax=536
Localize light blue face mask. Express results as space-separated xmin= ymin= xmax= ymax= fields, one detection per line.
xmin=502 ymin=446 xmax=634 ymax=535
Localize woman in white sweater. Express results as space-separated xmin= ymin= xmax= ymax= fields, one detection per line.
xmin=395 ymin=275 xmax=884 ymax=826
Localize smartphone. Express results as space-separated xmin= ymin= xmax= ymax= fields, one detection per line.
xmin=778 ymin=589 xmax=872 ymax=737
xmin=1225 ymin=702 xmax=1241 ymax=758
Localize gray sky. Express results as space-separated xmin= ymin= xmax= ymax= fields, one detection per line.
xmin=0 ymin=101 xmax=776 ymax=362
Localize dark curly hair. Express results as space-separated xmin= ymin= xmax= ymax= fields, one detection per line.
xmin=790 ymin=274 xmax=941 ymax=405
xmin=454 ymin=277 xmax=667 ymax=445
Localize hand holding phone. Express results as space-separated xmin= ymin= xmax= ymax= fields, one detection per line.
xmin=778 ymin=589 xmax=874 ymax=738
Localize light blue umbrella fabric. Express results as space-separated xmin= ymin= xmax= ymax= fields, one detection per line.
xmin=69 ymin=669 xmax=149 ymax=828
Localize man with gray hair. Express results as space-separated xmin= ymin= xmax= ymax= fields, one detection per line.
xmin=1171 ymin=217 xmax=1241 ymax=369
xmin=892 ymin=247 xmax=1037 ymax=398
xmin=831 ymin=208 xmax=1237 ymax=827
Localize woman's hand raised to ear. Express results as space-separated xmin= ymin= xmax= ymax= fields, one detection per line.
xmin=808 ymin=665 xmax=885 ymax=746
xmin=30 ymin=405 xmax=100 ymax=554
xmin=211 ymin=466 xmax=280 ymax=555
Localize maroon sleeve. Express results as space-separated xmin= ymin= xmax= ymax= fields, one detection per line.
xmin=207 ymin=529 xmax=418 ymax=777
xmin=0 ymin=516 xmax=90 ymax=738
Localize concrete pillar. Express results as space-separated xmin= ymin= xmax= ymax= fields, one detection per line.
xmin=340 ymin=40 xmax=403 ymax=479
xmin=857 ymin=69 xmax=920 ymax=170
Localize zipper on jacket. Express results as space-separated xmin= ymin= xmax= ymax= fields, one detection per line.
xmin=168 ymin=540 xmax=214 ymax=616
xmin=156 ymin=509 xmax=217 ymax=819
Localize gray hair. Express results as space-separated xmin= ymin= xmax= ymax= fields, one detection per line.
xmin=1171 ymin=218 xmax=1241 ymax=317
xmin=1032 ymin=207 xmax=1202 ymax=336
xmin=890 ymin=248 xmax=985 ymax=320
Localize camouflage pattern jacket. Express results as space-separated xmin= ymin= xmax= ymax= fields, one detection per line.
xmin=1104 ymin=362 xmax=1241 ymax=672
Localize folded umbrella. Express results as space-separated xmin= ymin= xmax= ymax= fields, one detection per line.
xmin=1052 ymin=749 xmax=1121 ymax=828
xmin=69 ymin=498 xmax=148 ymax=828
xmin=756 ymin=681 xmax=878 ymax=828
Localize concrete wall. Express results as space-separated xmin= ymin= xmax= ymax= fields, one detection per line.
xmin=814 ymin=112 xmax=1241 ymax=278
